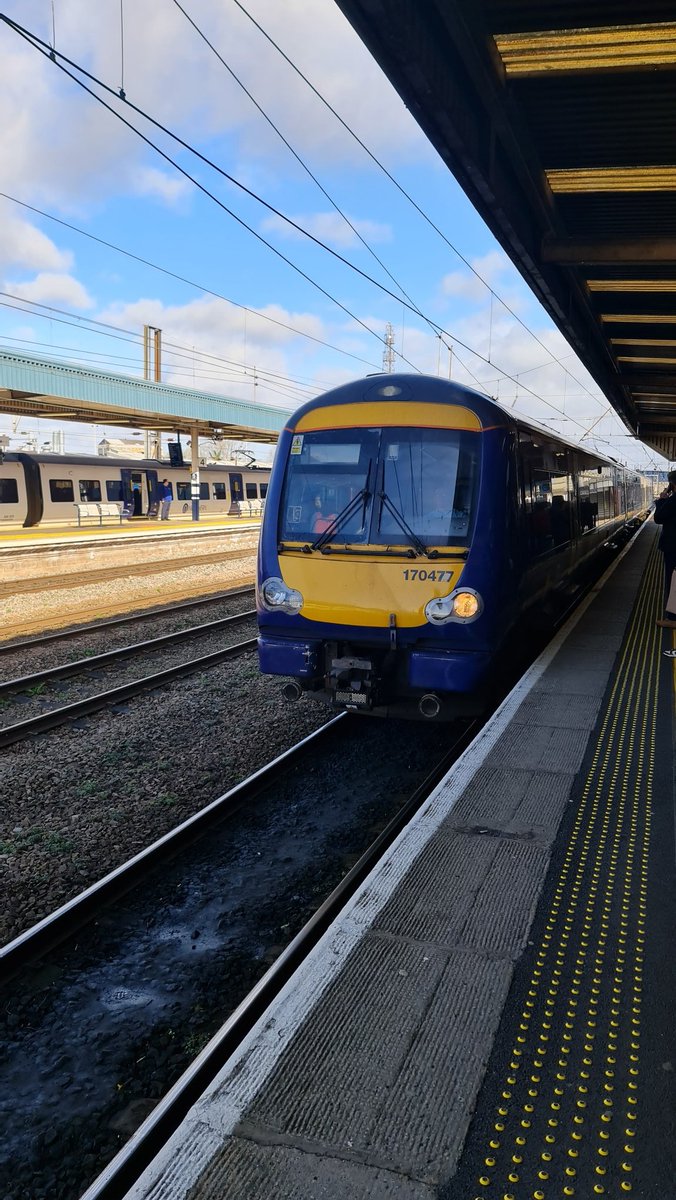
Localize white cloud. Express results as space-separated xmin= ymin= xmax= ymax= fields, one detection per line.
xmin=132 ymin=167 xmax=191 ymax=206
xmin=0 ymin=204 xmax=72 ymax=272
xmin=0 ymin=0 xmax=431 ymax=212
xmin=260 ymin=210 xmax=392 ymax=249
xmin=6 ymin=272 xmax=94 ymax=309
xmin=439 ymin=250 xmax=533 ymax=316
xmin=94 ymin=292 xmax=335 ymax=408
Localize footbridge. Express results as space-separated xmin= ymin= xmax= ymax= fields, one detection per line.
xmin=0 ymin=347 xmax=290 ymax=443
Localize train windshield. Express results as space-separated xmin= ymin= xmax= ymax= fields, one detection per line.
xmin=280 ymin=426 xmax=479 ymax=548
xmin=280 ymin=428 xmax=379 ymax=543
xmin=376 ymin=428 xmax=478 ymax=547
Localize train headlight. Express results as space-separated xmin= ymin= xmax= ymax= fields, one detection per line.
xmin=424 ymin=588 xmax=482 ymax=624
xmin=260 ymin=577 xmax=304 ymax=614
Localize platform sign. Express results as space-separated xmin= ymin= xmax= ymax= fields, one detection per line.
xmin=191 ymin=470 xmax=200 ymax=521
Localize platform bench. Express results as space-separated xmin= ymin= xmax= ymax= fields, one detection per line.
xmin=73 ymin=502 xmax=123 ymax=526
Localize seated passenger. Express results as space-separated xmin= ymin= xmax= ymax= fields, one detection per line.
xmin=312 ymin=495 xmax=337 ymax=535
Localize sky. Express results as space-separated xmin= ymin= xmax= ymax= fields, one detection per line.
xmin=0 ymin=0 xmax=666 ymax=469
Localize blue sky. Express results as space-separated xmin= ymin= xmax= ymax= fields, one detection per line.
xmin=0 ymin=0 xmax=664 ymax=468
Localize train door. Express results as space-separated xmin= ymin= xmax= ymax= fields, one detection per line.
xmin=145 ymin=469 xmax=159 ymax=517
xmin=121 ymin=468 xmax=145 ymax=516
xmin=228 ymin=472 xmax=243 ymax=513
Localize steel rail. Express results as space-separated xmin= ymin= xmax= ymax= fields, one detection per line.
xmin=0 ymin=609 xmax=256 ymax=696
xmin=0 ymin=635 xmax=257 ymax=750
xmin=0 ymin=716 xmax=346 ymax=981
xmin=78 ymin=717 xmax=479 ymax=1200
xmin=0 ymin=586 xmax=254 ymax=655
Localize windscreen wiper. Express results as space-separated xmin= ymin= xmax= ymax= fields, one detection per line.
xmin=305 ymin=461 xmax=373 ymax=552
xmin=376 ymin=469 xmax=429 ymax=558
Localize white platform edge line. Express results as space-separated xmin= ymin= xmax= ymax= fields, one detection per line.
xmin=127 ymin=524 xmax=650 ymax=1199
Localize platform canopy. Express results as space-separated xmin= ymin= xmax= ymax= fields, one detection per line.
xmin=335 ymin=0 xmax=676 ymax=460
xmin=0 ymin=348 xmax=291 ymax=443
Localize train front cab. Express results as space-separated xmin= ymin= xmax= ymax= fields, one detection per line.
xmin=257 ymin=379 xmax=515 ymax=718
xmin=257 ymin=376 xmax=653 ymax=719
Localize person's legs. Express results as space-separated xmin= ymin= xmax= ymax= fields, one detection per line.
xmin=658 ymin=551 xmax=676 ymax=625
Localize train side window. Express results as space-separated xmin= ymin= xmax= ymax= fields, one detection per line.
xmin=79 ymin=479 xmax=102 ymax=502
xmin=200 ymin=483 xmax=210 ymax=499
xmin=259 ymin=483 xmax=268 ymax=498
xmin=519 ymin=433 xmax=572 ymax=556
xmin=246 ymin=483 xmax=258 ymax=498
xmin=0 ymin=478 xmax=18 ymax=503
xmin=49 ymin=479 xmax=74 ymax=503
xmin=213 ymin=482 xmax=227 ymax=500
xmin=177 ymin=482 xmax=191 ymax=500
xmin=106 ymin=480 xmax=124 ymax=502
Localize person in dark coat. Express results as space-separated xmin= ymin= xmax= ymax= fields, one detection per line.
xmin=654 ymin=469 xmax=676 ymax=627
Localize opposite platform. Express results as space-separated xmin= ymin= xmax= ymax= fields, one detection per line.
xmin=118 ymin=522 xmax=673 ymax=1200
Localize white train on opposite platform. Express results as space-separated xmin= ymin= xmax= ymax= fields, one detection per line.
xmin=0 ymin=452 xmax=271 ymax=527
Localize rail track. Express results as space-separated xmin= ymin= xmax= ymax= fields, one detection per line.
xmin=0 ymin=714 xmax=478 ymax=1200
xmin=0 ymin=584 xmax=254 ymax=655
xmin=0 ymin=608 xmax=257 ymax=749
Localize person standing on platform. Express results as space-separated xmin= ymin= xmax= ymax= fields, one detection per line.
xmin=159 ymin=478 xmax=172 ymax=521
xmin=654 ymin=469 xmax=676 ymax=627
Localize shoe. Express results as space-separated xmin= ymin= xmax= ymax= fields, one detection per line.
xmin=656 ymin=618 xmax=676 ymax=628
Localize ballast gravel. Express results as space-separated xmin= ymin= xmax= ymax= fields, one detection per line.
xmin=0 ymin=651 xmax=329 ymax=945
xmin=0 ymin=589 xmax=254 ymax=682
xmin=0 ymin=618 xmax=259 ymax=728
xmin=0 ymin=553 xmax=257 ymax=637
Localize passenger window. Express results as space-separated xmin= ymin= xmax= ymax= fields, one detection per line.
xmin=177 ymin=482 xmax=190 ymax=500
xmin=79 ymin=479 xmax=102 ymax=502
xmin=519 ymin=434 xmax=571 ymax=556
xmin=213 ymin=482 xmax=227 ymax=500
xmin=246 ymin=483 xmax=258 ymax=499
xmin=0 ymin=478 xmax=18 ymax=503
xmin=106 ymin=481 xmax=124 ymax=502
xmin=200 ymin=483 xmax=209 ymax=500
xmin=50 ymin=479 xmax=74 ymax=503
xmin=259 ymin=483 xmax=268 ymax=498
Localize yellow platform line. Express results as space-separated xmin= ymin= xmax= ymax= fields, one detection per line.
xmin=474 ymin=545 xmax=661 ymax=1198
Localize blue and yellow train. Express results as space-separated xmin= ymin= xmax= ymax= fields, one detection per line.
xmin=257 ymin=374 xmax=652 ymax=718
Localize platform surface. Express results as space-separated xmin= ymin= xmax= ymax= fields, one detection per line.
xmin=0 ymin=514 xmax=259 ymax=552
xmin=122 ymin=524 xmax=673 ymax=1200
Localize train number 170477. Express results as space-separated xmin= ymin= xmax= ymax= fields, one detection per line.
xmin=402 ymin=569 xmax=453 ymax=582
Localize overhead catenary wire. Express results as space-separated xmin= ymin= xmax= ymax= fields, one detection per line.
xmin=0 ymin=16 xmax=652 ymax=463
xmin=2 ymin=14 xmax=430 ymax=375
xmin=0 ymin=192 xmax=381 ymax=372
xmin=169 ymin=0 xmax=491 ymax=394
xmin=1 ymin=15 xmax=607 ymax=437
xmin=0 ymin=292 xmax=330 ymax=401
xmin=230 ymin=0 xmax=605 ymax=412
xmin=0 ymin=15 xmax=575 ymax=404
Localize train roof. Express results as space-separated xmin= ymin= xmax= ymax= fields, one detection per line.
xmin=3 ymin=452 xmax=269 ymax=472
xmin=288 ymin=373 xmax=643 ymax=477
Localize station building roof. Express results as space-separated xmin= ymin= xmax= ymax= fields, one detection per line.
xmin=335 ymin=0 xmax=676 ymax=460
xmin=0 ymin=348 xmax=291 ymax=443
